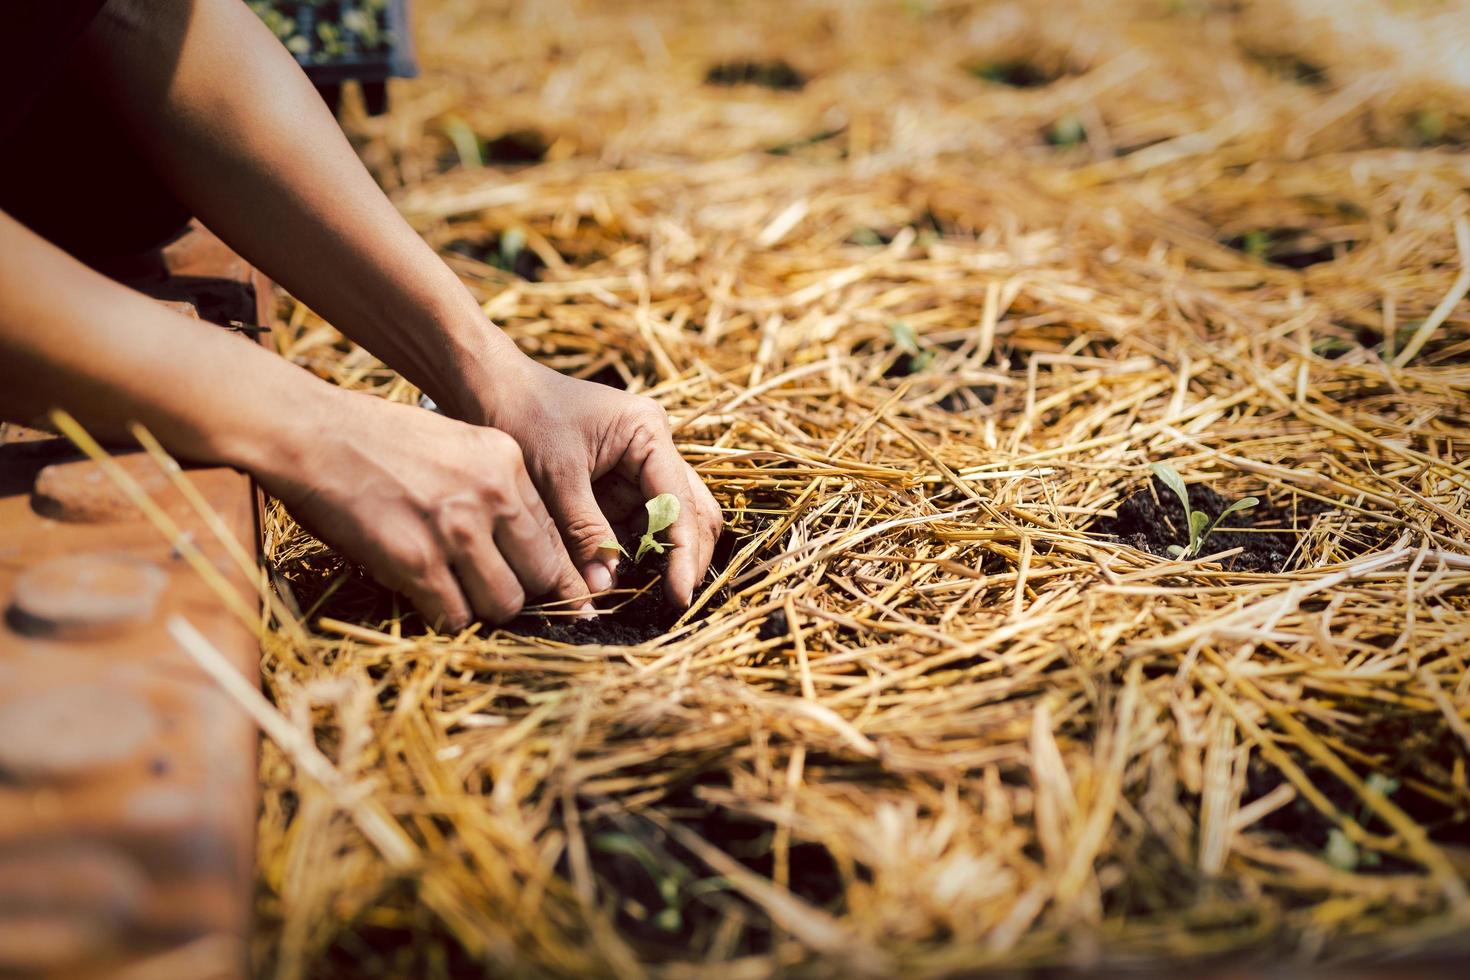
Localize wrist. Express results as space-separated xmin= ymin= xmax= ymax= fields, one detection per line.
xmin=221 ymin=368 xmax=347 ymax=492
xmin=417 ymin=303 xmax=534 ymax=425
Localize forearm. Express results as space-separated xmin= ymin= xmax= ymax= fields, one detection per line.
xmin=81 ymin=0 xmax=518 ymax=416
xmin=0 ymin=209 xmax=329 ymax=477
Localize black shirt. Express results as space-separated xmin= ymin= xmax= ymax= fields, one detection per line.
xmin=0 ymin=1 xmax=110 ymax=140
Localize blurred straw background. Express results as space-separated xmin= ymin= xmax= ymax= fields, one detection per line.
xmin=246 ymin=0 xmax=1470 ymax=975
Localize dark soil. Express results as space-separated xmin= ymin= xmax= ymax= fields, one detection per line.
xmin=508 ymin=532 xmax=738 ymax=646
xmin=936 ymin=385 xmax=998 ymax=413
xmin=582 ymin=783 xmax=845 ymax=957
xmin=704 ymin=59 xmax=807 ymax=91
xmin=480 ymin=127 xmax=549 ymax=164
xmin=1243 ymin=48 xmax=1330 ymax=87
xmin=1090 ymin=476 xmax=1300 ymax=572
xmin=1221 ymin=228 xmax=1356 ymax=269
xmin=966 ymin=58 xmax=1066 ymax=89
xmin=757 ymin=607 xmax=789 ymax=641
xmin=444 ymin=235 xmax=546 ymax=280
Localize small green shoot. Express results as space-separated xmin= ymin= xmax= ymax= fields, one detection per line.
xmin=1149 ymin=462 xmax=1259 ymax=560
xmin=1324 ymin=772 xmax=1400 ymax=871
xmin=889 ymin=320 xmax=935 ymax=372
xmin=1241 ymin=229 xmax=1271 ymax=260
xmin=592 ymin=832 xmax=686 ymax=931
xmin=599 ymin=494 xmax=682 ymax=563
xmin=1324 ymin=829 xmax=1359 ymax=871
xmin=442 ymin=115 xmax=484 ymax=169
xmin=1413 ymin=107 xmax=1446 ymax=145
xmin=1046 ymin=115 xmax=1086 ymax=147
xmin=498 ymin=227 xmax=527 ymax=268
xmin=638 ymin=493 xmax=680 ymax=561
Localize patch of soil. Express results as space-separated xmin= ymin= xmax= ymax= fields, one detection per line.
xmin=844 ymin=209 xmax=947 ymax=247
xmin=1243 ymin=48 xmax=1330 ymax=87
xmin=581 ymin=787 xmax=845 ymax=958
xmin=444 ymin=235 xmax=546 ymax=281
xmin=966 ymin=58 xmax=1067 ymax=89
xmin=704 ymin=59 xmax=806 ymax=91
xmin=279 ymin=529 xmax=737 ymax=646
xmin=936 ymin=385 xmax=997 ymax=413
xmin=480 ymin=127 xmax=549 ymax=164
xmin=1090 ymin=476 xmax=1298 ymax=572
xmin=765 ymin=127 xmax=845 ymax=156
xmin=509 ymin=532 xmax=738 ymax=645
xmin=1221 ymin=228 xmax=1357 ymax=269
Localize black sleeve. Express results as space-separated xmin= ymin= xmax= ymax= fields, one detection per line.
xmin=0 ymin=0 xmax=111 ymax=140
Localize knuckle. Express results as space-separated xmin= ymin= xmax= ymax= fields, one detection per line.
xmin=478 ymin=479 xmax=513 ymax=515
xmin=480 ymin=428 xmax=524 ymax=464
xmin=632 ymin=398 xmax=670 ymax=431
xmin=436 ymin=499 xmax=481 ymax=550
xmin=526 ymin=554 xmax=568 ymax=596
xmin=391 ymin=536 xmax=437 ymax=582
xmin=561 ymin=514 xmax=610 ymax=548
xmin=493 ymin=588 xmax=526 ymax=624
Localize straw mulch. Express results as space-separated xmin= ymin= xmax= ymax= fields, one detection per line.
xmin=238 ymin=0 xmax=1470 ymax=975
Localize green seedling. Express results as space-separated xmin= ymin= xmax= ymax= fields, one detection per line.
xmin=1241 ymin=229 xmax=1271 ymax=260
xmin=442 ymin=115 xmax=484 ymax=169
xmin=1324 ymin=772 xmax=1400 ymax=871
xmin=598 ymin=493 xmax=681 ymax=563
xmin=592 ymin=832 xmax=729 ymax=932
xmin=1412 ymin=107 xmax=1447 ymax=145
xmin=1149 ymin=462 xmax=1259 ymax=559
xmin=498 ymin=227 xmax=527 ymax=268
xmin=1046 ymin=115 xmax=1086 ymax=148
xmin=889 ymin=320 xmax=935 ymax=372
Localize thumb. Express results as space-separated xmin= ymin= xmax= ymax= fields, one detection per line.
xmin=544 ymin=477 xmax=621 ymax=594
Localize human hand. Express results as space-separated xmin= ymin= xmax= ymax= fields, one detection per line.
xmin=449 ymin=357 xmax=723 ymax=607
xmin=257 ymin=390 xmax=590 ymax=631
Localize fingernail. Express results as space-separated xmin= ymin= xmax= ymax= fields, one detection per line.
xmin=584 ymin=562 xmax=612 ymax=594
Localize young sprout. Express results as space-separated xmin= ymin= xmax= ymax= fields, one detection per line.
xmin=441 ymin=115 xmax=484 ymax=169
xmin=1046 ymin=115 xmax=1086 ymax=147
xmin=888 ymin=320 xmax=934 ymax=372
xmin=1148 ymin=462 xmax=1259 ymax=560
xmin=1324 ymin=772 xmax=1400 ymax=870
xmin=597 ymin=493 xmax=681 ymax=563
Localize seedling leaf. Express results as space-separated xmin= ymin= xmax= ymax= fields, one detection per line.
xmin=1216 ymin=496 xmax=1259 ymax=522
xmin=1188 ymin=509 xmax=1211 ymax=555
xmin=635 ymin=493 xmax=681 ymax=562
xmin=646 ymin=493 xmax=680 ymax=533
xmin=1203 ymin=496 xmax=1258 ymax=542
xmin=889 ymin=320 xmax=922 ymax=354
xmin=1324 ymin=828 xmax=1358 ymax=871
xmin=1150 ymin=462 xmax=1192 ymax=517
xmin=499 ymin=227 xmax=527 ymax=266
xmin=597 ymin=538 xmax=628 ymax=557
xmin=442 ymin=115 xmax=484 ymax=169
xmin=1366 ymin=772 xmax=1400 ymax=797
xmin=1167 ymin=544 xmax=1185 ymax=558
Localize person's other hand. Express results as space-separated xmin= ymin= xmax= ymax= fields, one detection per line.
xmin=454 ymin=359 xmax=723 ymax=607
xmin=258 ymin=390 xmax=590 ymax=631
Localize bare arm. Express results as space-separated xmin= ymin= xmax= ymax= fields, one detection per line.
xmin=78 ymin=0 xmax=723 ymax=604
xmin=82 ymin=0 xmax=502 ymax=412
xmin=0 ymin=210 xmax=589 ymax=630
xmin=0 ymin=209 xmax=321 ymax=467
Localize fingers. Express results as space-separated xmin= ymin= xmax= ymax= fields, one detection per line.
xmin=685 ymin=458 xmax=725 ymax=565
xmin=497 ymin=463 xmax=592 ymax=609
xmin=618 ymin=408 xmax=719 ymax=606
xmin=541 ymin=474 xmax=622 ymax=594
xmin=448 ymin=540 xmax=523 ymax=625
xmin=398 ymin=561 xmax=473 ymax=634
